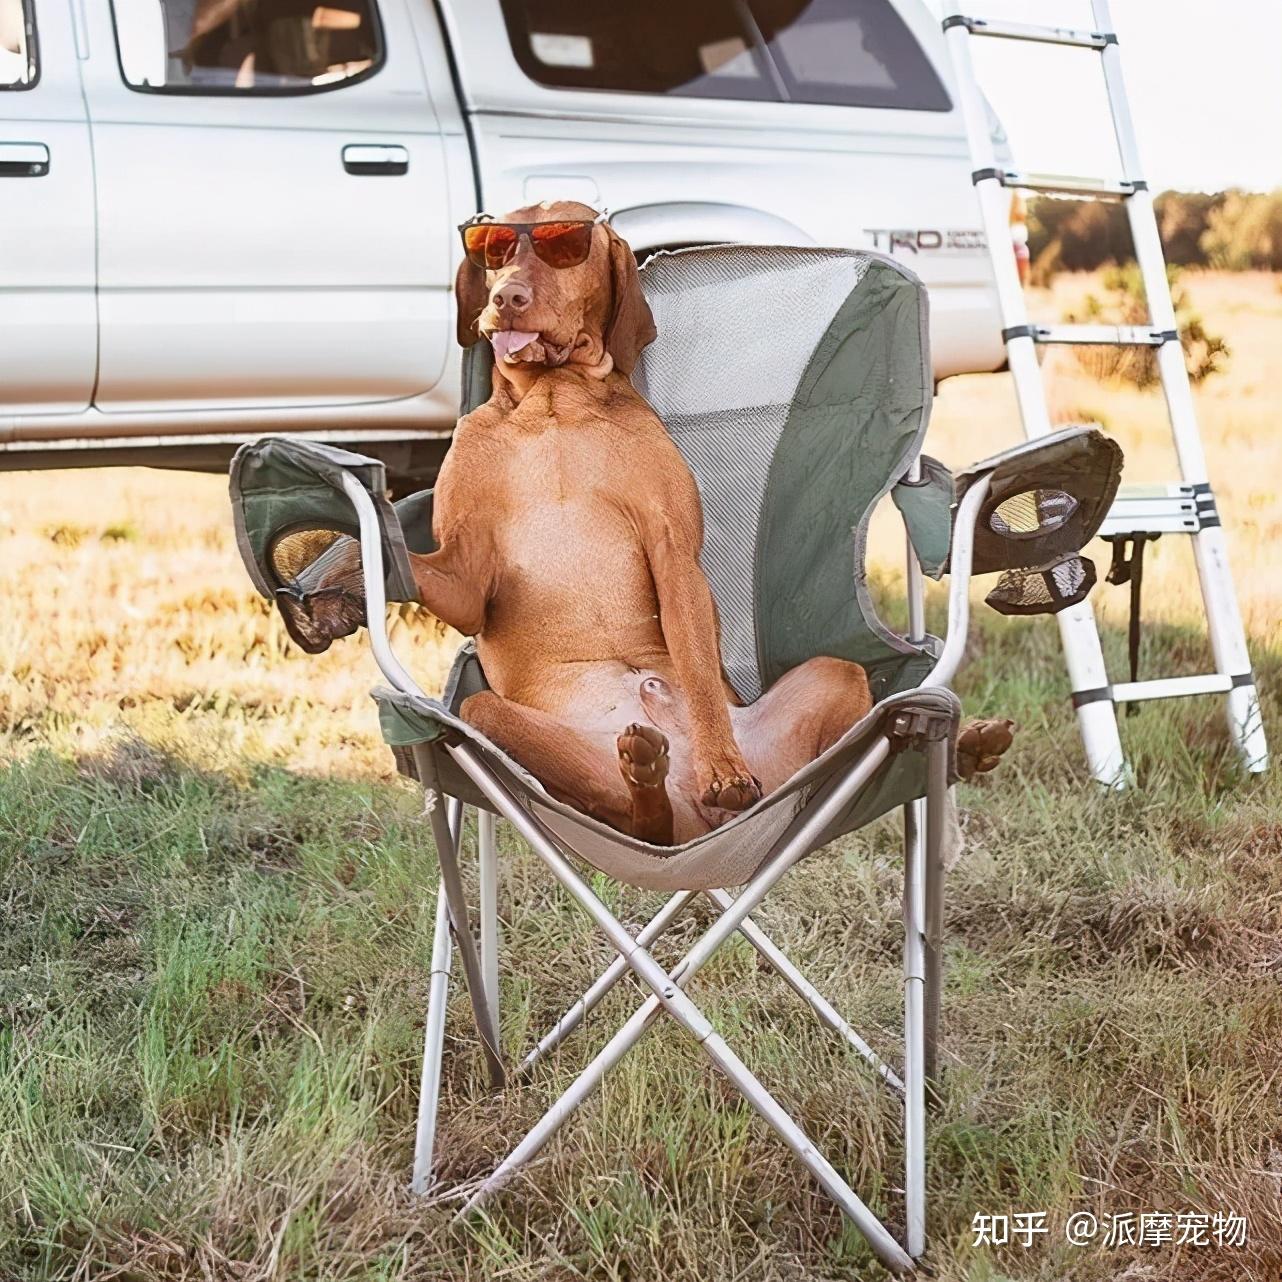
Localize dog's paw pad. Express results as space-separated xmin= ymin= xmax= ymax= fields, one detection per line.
xmin=957 ymin=718 xmax=1016 ymax=780
xmin=618 ymin=724 xmax=670 ymax=789
xmin=701 ymin=773 xmax=762 ymax=812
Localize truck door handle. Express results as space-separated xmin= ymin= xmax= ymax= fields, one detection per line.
xmin=342 ymin=144 xmax=408 ymax=176
xmin=0 ymin=142 xmax=50 ymax=177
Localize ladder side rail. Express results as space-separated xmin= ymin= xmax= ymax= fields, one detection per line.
xmin=1091 ymin=0 xmax=1267 ymax=771
xmin=945 ymin=20 xmax=1128 ymax=788
xmin=944 ymin=23 xmax=1053 ymax=438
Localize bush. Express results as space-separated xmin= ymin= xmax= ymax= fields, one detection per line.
xmin=1200 ymin=190 xmax=1282 ymax=270
xmin=1062 ymin=263 xmax=1229 ymax=388
xmin=1028 ymin=198 xmax=1131 ymax=284
xmin=1028 ymin=189 xmax=1282 ymax=279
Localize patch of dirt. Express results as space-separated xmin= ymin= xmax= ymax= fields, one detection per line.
xmin=78 ymin=735 xmax=185 ymax=795
xmin=951 ymin=880 xmax=1255 ymax=973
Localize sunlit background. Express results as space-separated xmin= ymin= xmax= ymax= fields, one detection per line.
xmin=924 ymin=0 xmax=1282 ymax=192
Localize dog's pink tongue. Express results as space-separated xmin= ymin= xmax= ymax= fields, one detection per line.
xmin=490 ymin=330 xmax=538 ymax=362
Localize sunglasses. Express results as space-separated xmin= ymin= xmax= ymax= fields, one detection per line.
xmin=459 ymin=210 xmax=609 ymax=271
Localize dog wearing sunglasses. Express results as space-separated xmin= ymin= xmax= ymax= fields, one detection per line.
xmin=306 ymin=202 xmax=1012 ymax=843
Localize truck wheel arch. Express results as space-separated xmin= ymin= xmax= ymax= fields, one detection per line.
xmin=609 ymin=201 xmax=816 ymax=263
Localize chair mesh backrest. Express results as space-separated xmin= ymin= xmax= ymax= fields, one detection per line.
xmin=634 ymin=245 xmax=932 ymax=703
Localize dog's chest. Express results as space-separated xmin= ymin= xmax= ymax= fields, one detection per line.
xmin=488 ymin=422 xmax=648 ymax=603
xmin=498 ymin=423 xmax=617 ymax=509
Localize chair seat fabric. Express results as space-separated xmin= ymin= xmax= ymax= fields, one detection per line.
xmin=375 ymin=644 xmax=959 ymax=892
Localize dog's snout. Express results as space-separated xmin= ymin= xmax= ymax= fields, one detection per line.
xmin=493 ymin=280 xmax=532 ymax=313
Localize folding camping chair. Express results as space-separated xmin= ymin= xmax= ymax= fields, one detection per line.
xmin=230 ymin=245 xmax=1122 ymax=1273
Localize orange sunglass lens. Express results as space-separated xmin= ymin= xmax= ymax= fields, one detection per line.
xmin=529 ymin=221 xmax=592 ymax=268
xmin=464 ymin=224 xmax=518 ymax=269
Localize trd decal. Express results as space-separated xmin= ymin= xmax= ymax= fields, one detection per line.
xmin=864 ymin=229 xmax=987 ymax=253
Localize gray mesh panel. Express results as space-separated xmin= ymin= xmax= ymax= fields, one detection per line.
xmin=635 ymin=246 xmax=872 ymax=701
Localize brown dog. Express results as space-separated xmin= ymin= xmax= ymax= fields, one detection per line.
xmin=318 ymin=203 xmax=1011 ymax=843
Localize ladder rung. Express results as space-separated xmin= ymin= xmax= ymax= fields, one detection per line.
xmin=1109 ymin=498 xmax=1195 ymax=517
xmin=1099 ymin=487 xmax=1201 ymax=537
xmin=1099 ymin=514 xmax=1198 ymax=537
xmin=1009 ymin=324 xmax=1176 ymax=347
xmin=944 ymin=15 xmax=1115 ymax=50
xmin=1097 ymin=483 xmax=1218 ymax=537
xmin=1112 ymin=674 xmax=1240 ymax=703
xmin=1116 ymin=483 xmax=1200 ymax=499
xmin=974 ymin=169 xmax=1140 ymax=199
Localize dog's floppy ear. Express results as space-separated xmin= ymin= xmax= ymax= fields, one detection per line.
xmin=455 ymin=255 xmax=486 ymax=348
xmin=604 ymin=227 xmax=657 ymax=377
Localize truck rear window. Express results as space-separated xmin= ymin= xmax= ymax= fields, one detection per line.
xmin=500 ymin=0 xmax=950 ymax=112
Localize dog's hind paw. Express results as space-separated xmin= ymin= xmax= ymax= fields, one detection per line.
xmin=701 ymin=771 xmax=762 ymax=812
xmin=956 ymin=717 xmax=1016 ymax=780
xmin=617 ymin=723 xmax=670 ymax=790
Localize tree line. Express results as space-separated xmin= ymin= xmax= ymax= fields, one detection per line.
xmin=1029 ymin=189 xmax=1282 ymax=281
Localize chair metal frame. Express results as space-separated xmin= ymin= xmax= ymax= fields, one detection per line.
xmin=336 ymin=466 xmax=994 ymax=1274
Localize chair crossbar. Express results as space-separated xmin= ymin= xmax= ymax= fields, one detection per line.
xmin=520 ymin=887 xmax=901 ymax=1092
xmin=704 ymin=888 xmax=905 ymax=1093
xmin=519 ymin=888 xmax=698 ymax=1076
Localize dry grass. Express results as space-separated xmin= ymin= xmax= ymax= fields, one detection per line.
xmin=2 ymin=272 xmax=1281 ymax=1281
xmin=894 ymin=270 xmax=1282 ymax=645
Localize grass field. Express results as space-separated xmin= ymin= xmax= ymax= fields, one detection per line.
xmin=2 ymin=271 xmax=1280 ymax=1282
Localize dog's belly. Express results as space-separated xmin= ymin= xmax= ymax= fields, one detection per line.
xmin=503 ymin=658 xmax=707 ymax=825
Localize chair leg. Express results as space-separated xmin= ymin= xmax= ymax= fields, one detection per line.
xmin=412 ymin=746 xmax=505 ymax=1090
xmin=478 ymin=810 xmax=500 ymax=1017
xmin=518 ymin=889 xmax=697 ymax=1077
xmin=923 ymin=750 xmax=950 ymax=1089
xmin=902 ymin=798 xmax=927 ymax=1260
xmin=703 ymin=888 xmax=904 ymax=1094
xmin=447 ymin=739 xmax=914 ymax=1275
xmin=411 ymin=877 xmax=453 ymax=1195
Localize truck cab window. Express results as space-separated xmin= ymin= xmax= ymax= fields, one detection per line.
xmin=0 ymin=0 xmax=37 ymax=89
xmin=110 ymin=0 xmax=384 ymax=93
xmin=499 ymin=0 xmax=776 ymax=102
xmin=501 ymin=0 xmax=949 ymax=112
xmin=748 ymin=0 xmax=951 ymax=111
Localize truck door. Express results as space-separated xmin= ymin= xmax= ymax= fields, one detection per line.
xmin=79 ymin=0 xmax=453 ymax=413
xmin=0 ymin=0 xmax=97 ymax=415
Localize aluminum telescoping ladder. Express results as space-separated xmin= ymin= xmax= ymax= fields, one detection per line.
xmin=943 ymin=1 xmax=1267 ymax=784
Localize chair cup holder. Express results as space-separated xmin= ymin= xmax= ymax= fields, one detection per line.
xmin=984 ymin=553 xmax=1097 ymax=616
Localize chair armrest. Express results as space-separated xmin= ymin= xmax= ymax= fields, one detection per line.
xmin=229 ymin=436 xmax=426 ymax=656
xmin=952 ymin=425 xmax=1124 ymax=574
xmin=922 ymin=472 xmax=991 ymax=689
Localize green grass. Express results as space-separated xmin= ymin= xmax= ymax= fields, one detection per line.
xmin=10 ymin=269 xmax=1282 ymax=1278
xmin=3 ymin=595 xmax=1281 ymax=1282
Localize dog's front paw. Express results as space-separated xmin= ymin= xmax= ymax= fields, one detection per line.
xmin=957 ymin=717 xmax=1016 ymax=780
xmin=701 ymin=767 xmax=762 ymax=812
xmin=275 ymin=585 xmax=366 ymax=653
xmin=310 ymin=590 xmax=367 ymax=639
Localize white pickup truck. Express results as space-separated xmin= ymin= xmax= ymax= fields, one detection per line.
xmin=1 ymin=0 xmax=1007 ymax=488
